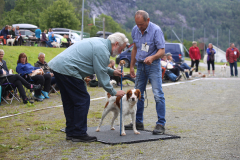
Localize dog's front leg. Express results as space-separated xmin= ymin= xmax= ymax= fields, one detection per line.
xmin=121 ymin=114 xmax=126 ymax=136
xmin=132 ymin=113 xmax=140 ymax=134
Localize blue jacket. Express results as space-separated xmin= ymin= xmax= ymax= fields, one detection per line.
xmin=49 ymin=35 xmax=57 ymax=42
xmin=206 ymin=48 xmax=216 ymax=61
xmin=35 ymin=29 xmax=41 ymax=38
xmin=16 ymin=63 xmax=40 ymax=75
xmin=0 ymin=27 xmax=9 ymax=37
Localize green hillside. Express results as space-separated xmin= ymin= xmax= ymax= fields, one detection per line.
xmin=125 ymin=0 xmax=240 ymax=50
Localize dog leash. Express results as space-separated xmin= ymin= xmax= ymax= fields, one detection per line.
xmin=120 ymin=65 xmax=123 ymax=136
xmin=135 ymin=62 xmax=151 ymax=108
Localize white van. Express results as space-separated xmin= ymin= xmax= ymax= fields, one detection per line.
xmin=52 ymin=28 xmax=83 ymax=44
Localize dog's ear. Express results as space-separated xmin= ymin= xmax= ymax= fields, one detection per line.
xmin=135 ymin=89 xmax=141 ymax=100
xmin=126 ymin=90 xmax=132 ymax=100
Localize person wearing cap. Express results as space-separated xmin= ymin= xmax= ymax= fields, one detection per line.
xmin=166 ymin=52 xmax=194 ymax=79
xmin=189 ymin=41 xmax=201 ymax=76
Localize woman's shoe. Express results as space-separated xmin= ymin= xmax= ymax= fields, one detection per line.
xmin=41 ymin=91 xmax=49 ymax=99
xmin=34 ymin=94 xmax=45 ymax=99
xmin=23 ymin=98 xmax=34 ymax=104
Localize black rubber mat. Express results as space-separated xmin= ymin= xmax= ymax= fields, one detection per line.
xmin=61 ymin=125 xmax=180 ymax=145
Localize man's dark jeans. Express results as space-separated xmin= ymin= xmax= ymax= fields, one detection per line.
xmin=229 ymin=61 xmax=238 ymax=76
xmin=54 ymin=71 xmax=90 ymax=137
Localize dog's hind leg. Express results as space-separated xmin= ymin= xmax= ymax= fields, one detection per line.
xmin=110 ymin=110 xmax=119 ymax=130
xmin=96 ymin=108 xmax=111 ymax=132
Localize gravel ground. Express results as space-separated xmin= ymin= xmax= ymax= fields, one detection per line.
xmin=0 ymin=63 xmax=240 ymax=159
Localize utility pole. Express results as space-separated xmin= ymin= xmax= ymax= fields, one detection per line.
xmin=182 ymin=24 xmax=183 ymax=42
xmin=204 ymin=27 xmax=205 ymax=54
xmin=81 ymin=0 xmax=84 ymax=40
xmin=229 ymin=29 xmax=230 ymax=45
xmin=103 ymin=17 xmax=105 ymax=39
xmin=192 ymin=27 xmax=194 ymax=41
xmin=217 ymin=28 xmax=218 ymax=62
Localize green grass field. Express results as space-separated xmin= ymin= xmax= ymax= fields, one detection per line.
xmin=1 ymin=46 xmax=134 ymax=73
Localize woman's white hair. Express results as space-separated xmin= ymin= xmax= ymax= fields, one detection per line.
xmin=0 ymin=49 xmax=4 ymax=55
xmin=38 ymin=52 xmax=45 ymax=58
xmin=107 ymin=32 xmax=129 ymax=46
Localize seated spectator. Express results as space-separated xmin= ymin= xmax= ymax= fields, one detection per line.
xmin=41 ymin=30 xmax=53 ymax=47
xmin=34 ymin=52 xmax=56 ymax=85
xmin=48 ymin=28 xmax=53 ymax=38
xmin=166 ymin=52 xmax=194 ymax=79
xmin=15 ymin=26 xmax=24 ymax=46
xmin=61 ymin=35 xmax=69 ymax=47
xmin=16 ymin=53 xmax=51 ymax=100
xmin=8 ymin=26 xmax=17 ymax=45
xmin=161 ymin=54 xmax=180 ymax=76
xmin=0 ymin=49 xmax=41 ymax=104
xmin=66 ymin=35 xmax=72 ymax=46
xmin=49 ymin=33 xmax=60 ymax=48
xmin=161 ymin=54 xmax=181 ymax=82
xmin=0 ymin=25 xmax=11 ymax=45
xmin=35 ymin=26 xmax=41 ymax=43
xmin=108 ymin=60 xmax=121 ymax=86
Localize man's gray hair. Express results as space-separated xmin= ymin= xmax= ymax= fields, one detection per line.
xmin=135 ymin=10 xmax=149 ymax=21
xmin=38 ymin=52 xmax=45 ymax=58
xmin=107 ymin=32 xmax=129 ymax=46
xmin=0 ymin=49 xmax=4 ymax=54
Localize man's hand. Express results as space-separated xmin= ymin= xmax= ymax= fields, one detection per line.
xmin=113 ymin=69 xmax=124 ymax=77
xmin=144 ymin=56 xmax=154 ymax=65
xmin=2 ymin=69 xmax=6 ymax=75
xmin=115 ymin=90 xmax=125 ymax=97
xmin=130 ymin=67 xmax=136 ymax=78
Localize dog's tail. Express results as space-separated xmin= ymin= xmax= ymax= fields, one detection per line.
xmin=105 ymin=80 xmax=117 ymax=102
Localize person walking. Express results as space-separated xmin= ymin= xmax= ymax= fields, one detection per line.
xmin=48 ymin=32 xmax=128 ymax=142
xmin=206 ymin=43 xmax=216 ymax=76
xmin=35 ymin=27 xmax=41 ymax=44
xmin=189 ymin=41 xmax=201 ymax=76
xmin=226 ymin=43 xmax=240 ymax=77
xmin=124 ymin=10 xmax=166 ymax=135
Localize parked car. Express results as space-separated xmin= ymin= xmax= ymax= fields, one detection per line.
xmin=95 ymin=31 xmax=113 ymax=39
xmin=12 ymin=23 xmax=37 ymax=32
xmin=52 ymin=28 xmax=83 ymax=44
xmin=19 ymin=30 xmax=36 ymax=39
xmin=116 ymin=43 xmax=185 ymax=68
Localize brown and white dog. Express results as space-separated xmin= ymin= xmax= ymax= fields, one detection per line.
xmin=221 ymin=63 xmax=228 ymax=77
xmin=96 ymin=81 xmax=141 ymax=136
xmin=117 ymin=60 xmax=126 ymax=70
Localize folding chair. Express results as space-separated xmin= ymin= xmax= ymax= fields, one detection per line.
xmin=49 ymin=84 xmax=59 ymax=95
xmin=21 ymin=74 xmax=35 ymax=100
xmin=0 ymin=76 xmax=21 ymax=104
xmin=180 ymin=70 xmax=187 ymax=80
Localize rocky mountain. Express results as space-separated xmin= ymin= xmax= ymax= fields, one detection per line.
xmin=86 ymin=0 xmax=240 ymax=50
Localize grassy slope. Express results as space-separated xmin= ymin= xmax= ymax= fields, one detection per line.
xmin=2 ymin=46 xmax=134 ymax=73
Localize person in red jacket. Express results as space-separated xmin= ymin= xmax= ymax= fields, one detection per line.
xmin=189 ymin=41 xmax=201 ymax=76
xmin=226 ymin=43 xmax=240 ymax=77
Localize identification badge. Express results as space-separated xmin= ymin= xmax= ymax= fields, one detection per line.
xmin=141 ymin=43 xmax=149 ymax=52
xmin=234 ymin=51 xmax=237 ymax=55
